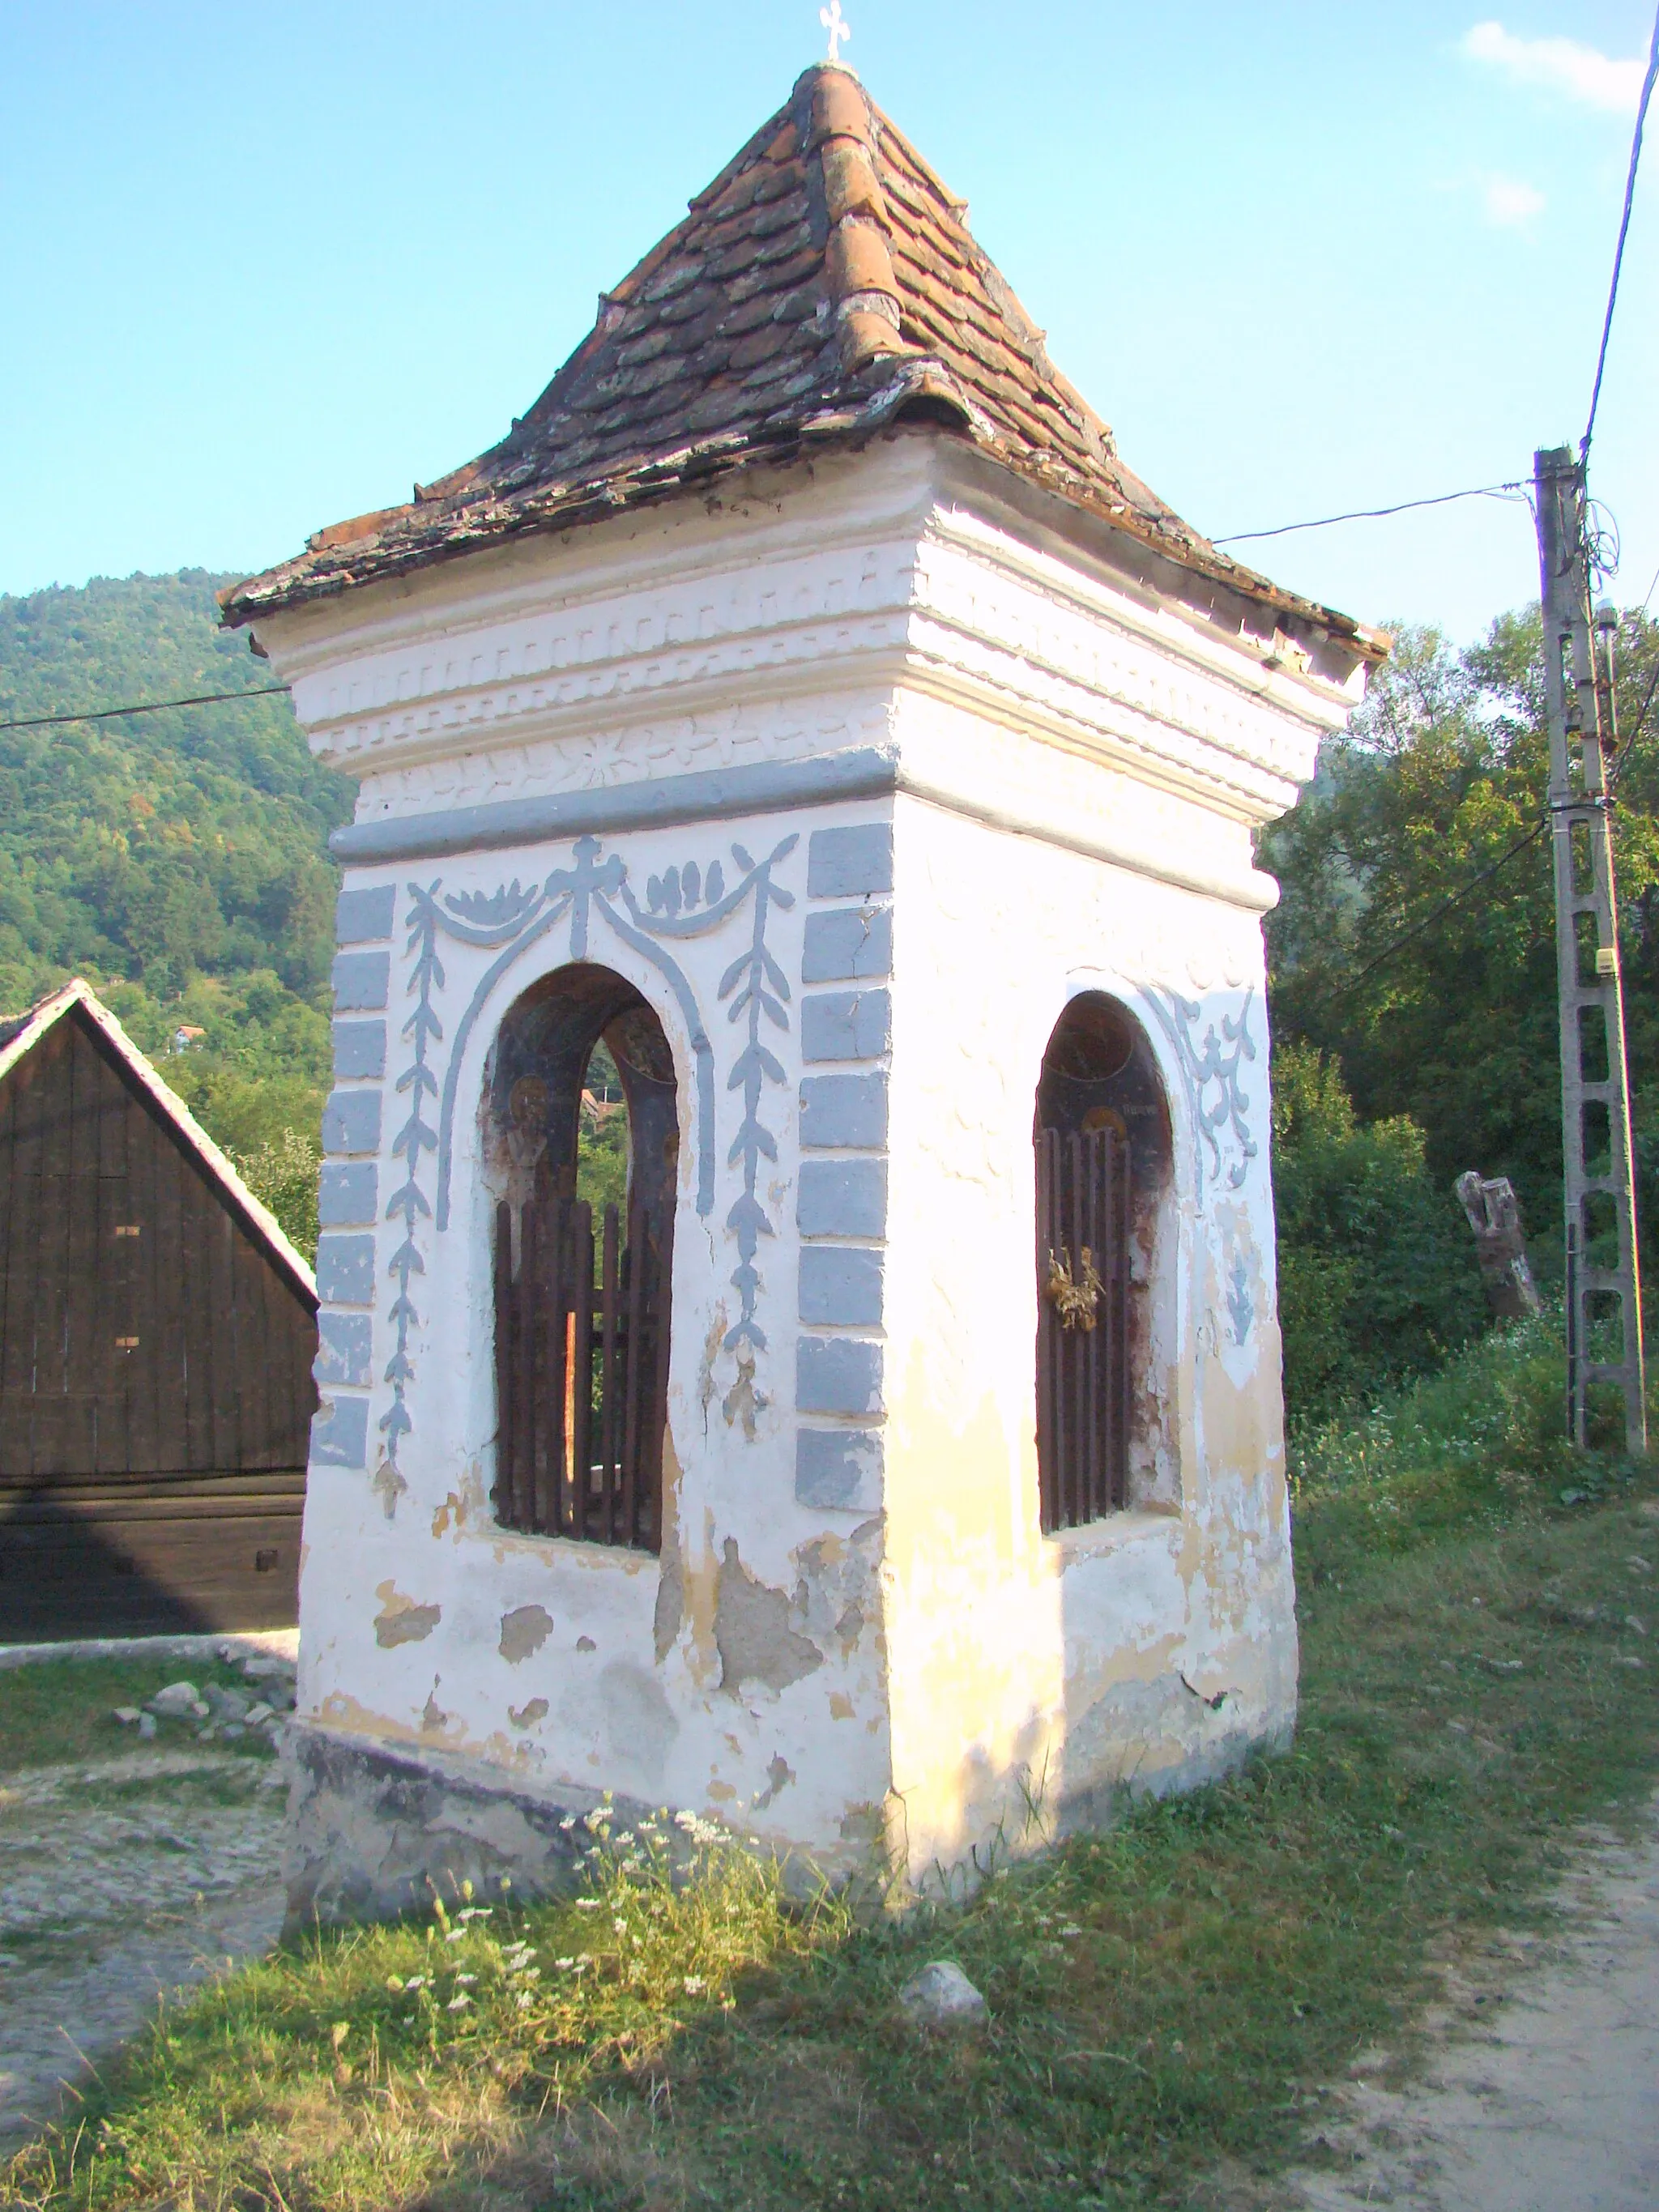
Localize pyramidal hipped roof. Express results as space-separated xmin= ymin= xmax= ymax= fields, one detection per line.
xmin=221 ymin=66 xmax=1380 ymax=660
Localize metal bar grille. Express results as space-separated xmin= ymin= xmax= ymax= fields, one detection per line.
xmin=1035 ymin=1124 xmax=1129 ymax=1531
xmin=493 ymin=1185 xmax=669 ymax=1550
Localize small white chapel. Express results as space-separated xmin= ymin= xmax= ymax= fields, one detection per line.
xmin=223 ymin=54 xmax=1383 ymax=1924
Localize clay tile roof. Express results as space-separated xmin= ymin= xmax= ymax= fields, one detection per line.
xmin=220 ymin=66 xmax=1382 ymax=661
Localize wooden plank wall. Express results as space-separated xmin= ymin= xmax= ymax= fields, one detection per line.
xmin=0 ymin=1008 xmax=318 ymax=1636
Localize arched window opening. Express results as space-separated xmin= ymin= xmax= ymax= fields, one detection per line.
xmin=488 ymin=968 xmax=676 ymax=1551
xmin=1034 ymin=993 xmax=1171 ymax=1532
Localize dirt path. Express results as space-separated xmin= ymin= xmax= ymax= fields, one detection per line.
xmin=0 ymin=1748 xmax=287 ymax=2154
xmin=1287 ymin=1794 xmax=1659 ymax=2211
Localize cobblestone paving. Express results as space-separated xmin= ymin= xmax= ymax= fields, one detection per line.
xmin=0 ymin=1750 xmax=288 ymax=2151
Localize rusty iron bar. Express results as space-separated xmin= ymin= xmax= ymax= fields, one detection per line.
xmin=493 ymin=1183 xmax=667 ymax=1549
xmin=1035 ymin=1123 xmax=1130 ymax=1531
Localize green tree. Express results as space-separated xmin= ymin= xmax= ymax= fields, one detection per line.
xmin=1271 ymin=1041 xmax=1481 ymax=1419
xmin=1260 ymin=608 xmax=1659 ymax=1264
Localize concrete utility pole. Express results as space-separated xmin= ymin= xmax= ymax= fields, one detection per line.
xmin=1534 ymin=446 xmax=1646 ymax=1452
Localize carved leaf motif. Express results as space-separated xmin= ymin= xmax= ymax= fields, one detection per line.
xmin=445 ymin=881 xmax=539 ymax=929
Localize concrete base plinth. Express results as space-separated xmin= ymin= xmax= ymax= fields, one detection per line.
xmin=281 ymin=1722 xmax=632 ymax=1934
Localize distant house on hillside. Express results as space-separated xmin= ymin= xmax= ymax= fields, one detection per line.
xmin=0 ymin=981 xmax=318 ymax=1641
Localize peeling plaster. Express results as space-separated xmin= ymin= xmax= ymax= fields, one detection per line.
xmin=721 ymin=1349 xmax=766 ymax=1440
xmin=697 ymin=1306 xmax=727 ymax=1431
xmin=714 ymin=1539 xmax=825 ymax=1694
xmin=373 ymin=1583 xmax=441 ymax=1647
xmin=509 ymin=1697 xmax=550 ymax=1728
xmin=755 ymin=1753 xmax=795 ymax=1809
xmin=499 ymin=1604 xmax=555 ymax=1664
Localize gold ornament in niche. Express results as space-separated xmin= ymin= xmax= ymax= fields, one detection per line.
xmin=1043 ymin=1245 xmax=1103 ymax=1332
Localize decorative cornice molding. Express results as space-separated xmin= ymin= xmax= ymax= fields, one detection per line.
xmin=262 ymin=448 xmax=1344 ymax=840
xmin=331 ymin=745 xmax=1281 ymax=914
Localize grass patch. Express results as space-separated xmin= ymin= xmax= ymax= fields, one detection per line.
xmin=0 ymin=1654 xmax=279 ymax=1776
xmin=8 ymin=1332 xmax=1659 ymax=2210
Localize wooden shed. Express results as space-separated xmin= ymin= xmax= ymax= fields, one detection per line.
xmin=0 ymin=981 xmax=318 ymax=1641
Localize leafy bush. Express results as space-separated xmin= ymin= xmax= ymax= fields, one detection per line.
xmin=578 ymin=1110 xmax=629 ymax=1218
xmin=1273 ymin=1039 xmax=1484 ymax=1419
xmin=228 ymin=1125 xmax=322 ymax=1259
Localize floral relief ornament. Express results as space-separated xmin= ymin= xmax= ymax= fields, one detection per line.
xmin=1146 ymin=986 xmax=1259 ymax=1199
xmin=376 ymin=833 xmax=798 ymax=1476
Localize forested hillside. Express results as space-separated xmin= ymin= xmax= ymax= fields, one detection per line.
xmin=0 ymin=571 xmax=349 ymax=1238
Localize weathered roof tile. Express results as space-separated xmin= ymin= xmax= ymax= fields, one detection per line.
xmin=221 ymin=65 xmax=1382 ymax=662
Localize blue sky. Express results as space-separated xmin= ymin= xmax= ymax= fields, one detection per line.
xmin=1 ymin=2 xmax=1653 ymax=643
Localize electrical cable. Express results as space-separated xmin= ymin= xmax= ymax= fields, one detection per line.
xmin=1293 ymin=820 xmax=1547 ymax=1015
xmin=1213 ymin=481 xmax=1530 ymax=547
xmin=1582 ymin=1 xmax=1659 ymax=462
xmin=0 ymin=684 xmax=288 ymax=735
xmin=1609 ymin=650 xmax=1659 ymax=786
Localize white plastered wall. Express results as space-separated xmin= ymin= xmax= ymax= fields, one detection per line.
xmin=879 ymin=764 xmax=1293 ymax=1890
xmin=299 ymin=797 xmax=903 ymax=1877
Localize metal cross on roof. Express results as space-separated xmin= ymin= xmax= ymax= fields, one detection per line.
xmin=820 ymin=1 xmax=851 ymax=64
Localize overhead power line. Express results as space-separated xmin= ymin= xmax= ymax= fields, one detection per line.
xmin=0 ymin=684 xmax=289 ymax=734
xmin=1297 ymin=820 xmax=1547 ymax=1015
xmin=1582 ymin=1 xmax=1659 ymax=461
xmin=1213 ymin=481 xmax=1530 ymax=548
xmin=1610 ymin=650 xmax=1659 ymax=786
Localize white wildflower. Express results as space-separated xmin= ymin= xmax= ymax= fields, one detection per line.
xmin=683 ymin=1975 xmax=706 ymax=1994
xmin=574 ymin=1898 xmax=602 ymax=1911
xmin=554 ymin=1956 xmax=576 ymax=1970
xmin=613 ymin=1917 xmax=629 ymax=1933
xmin=447 ymin=1993 xmax=471 ymax=2011
xmin=455 ymin=1973 xmax=477 ymax=1986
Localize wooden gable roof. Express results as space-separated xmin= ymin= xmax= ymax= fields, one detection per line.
xmin=0 ymin=980 xmax=317 ymax=1304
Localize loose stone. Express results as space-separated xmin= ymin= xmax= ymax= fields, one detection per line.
xmin=898 ymin=1960 xmax=988 ymax=2029
xmin=147 ymin=1681 xmax=202 ymax=1718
